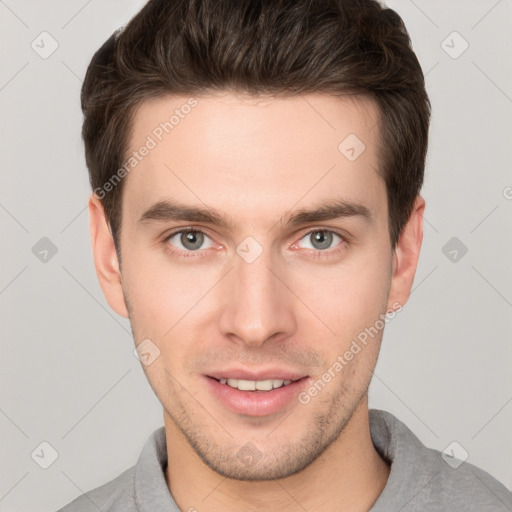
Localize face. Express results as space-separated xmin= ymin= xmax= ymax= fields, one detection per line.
xmin=91 ymin=92 xmax=422 ymax=480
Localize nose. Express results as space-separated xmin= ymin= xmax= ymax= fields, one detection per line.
xmin=218 ymin=244 xmax=297 ymax=348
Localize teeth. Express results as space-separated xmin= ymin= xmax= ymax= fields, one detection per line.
xmin=229 ymin=378 xmax=255 ymax=391
xmin=220 ymin=378 xmax=293 ymax=391
xmin=256 ymin=380 xmax=273 ymax=391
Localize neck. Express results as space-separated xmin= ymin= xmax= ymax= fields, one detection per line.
xmin=165 ymin=398 xmax=390 ymax=512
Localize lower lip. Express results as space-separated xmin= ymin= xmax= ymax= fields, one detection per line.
xmin=204 ymin=376 xmax=309 ymax=417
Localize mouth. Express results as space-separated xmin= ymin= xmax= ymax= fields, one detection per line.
xmin=215 ymin=377 xmax=294 ymax=391
xmin=204 ymin=372 xmax=310 ymax=416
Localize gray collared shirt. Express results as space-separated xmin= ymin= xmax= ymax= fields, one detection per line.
xmin=57 ymin=409 xmax=512 ymax=511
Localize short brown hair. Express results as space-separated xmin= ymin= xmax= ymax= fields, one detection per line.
xmin=81 ymin=0 xmax=430 ymax=250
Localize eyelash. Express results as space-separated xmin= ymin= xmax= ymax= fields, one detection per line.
xmin=162 ymin=228 xmax=347 ymax=260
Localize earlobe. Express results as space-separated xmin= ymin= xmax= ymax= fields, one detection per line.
xmin=89 ymin=194 xmax=129 ymax=318
xmin=386 ymin=196 xmax=425 ymax=312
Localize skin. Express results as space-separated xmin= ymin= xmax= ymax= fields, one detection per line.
xmin=89 ymin=92 xmax=424 ymax=512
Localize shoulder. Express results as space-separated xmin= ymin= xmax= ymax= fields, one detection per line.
xmin=419 ymin=444 xmax=512 ymax=510
xmin=56 ymin=466 xmax=137 ymax=512
xmin=56 ymin=426 xmax=168 ymax=512
xmin=369 ymin=409 xmax=512 ymax=511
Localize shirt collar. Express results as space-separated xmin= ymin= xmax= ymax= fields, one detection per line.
xmin=133 ymin=409 xmax=432 ymax=511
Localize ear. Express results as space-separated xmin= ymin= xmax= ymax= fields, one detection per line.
xmin=386 ymin=195 xmax=425 ymax=311
xmin=89 ymin=194 xmax=129 ymax=318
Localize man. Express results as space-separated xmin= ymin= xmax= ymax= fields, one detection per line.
xmin=58 ymin=0 xmax=512 ymax=510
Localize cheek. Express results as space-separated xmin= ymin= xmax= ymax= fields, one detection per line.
xmin=122 ymin=251 xmax=224 ymax=367
xmin=123 ymin=260 xmax=204 ymax=387
xmin=292 ymin=250 xmax=392 ymax=337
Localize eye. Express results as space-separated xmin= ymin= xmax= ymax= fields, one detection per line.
xmin=295 ymin=229 xmax=344 ymax=252
xmin=166 ymin=229 xmax=214 ymax=252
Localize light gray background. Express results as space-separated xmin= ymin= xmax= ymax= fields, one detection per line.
xmin=1 ymin=1 xmax=511 ymax=511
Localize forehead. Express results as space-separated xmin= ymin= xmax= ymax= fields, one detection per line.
xmin=122 ymin=92 xmax=385 ymax=231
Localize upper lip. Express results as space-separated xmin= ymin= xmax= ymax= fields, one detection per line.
xmin=207 ymin=368 xmax=307 ymax=382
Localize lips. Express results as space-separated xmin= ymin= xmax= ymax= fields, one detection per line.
xmin=204 ymin=369 xmax=309 ymax=416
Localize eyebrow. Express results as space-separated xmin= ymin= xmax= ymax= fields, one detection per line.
xmin=138 ymin=198 xmax=371 ymax=230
